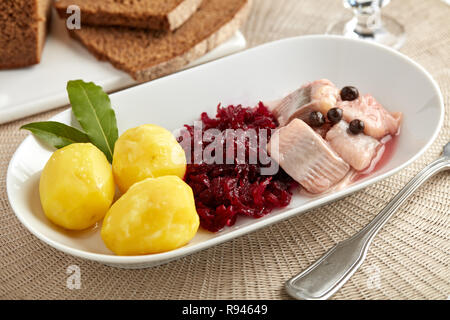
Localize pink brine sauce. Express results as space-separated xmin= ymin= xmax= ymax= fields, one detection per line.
xmin=179 ymin=79 xmax=401 ymax=232
xmin=355 ymin=134 xmax=399 ymax=182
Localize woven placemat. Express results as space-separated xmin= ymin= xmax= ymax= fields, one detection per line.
xmin=0 ymin=0 xmax=449 ymax=300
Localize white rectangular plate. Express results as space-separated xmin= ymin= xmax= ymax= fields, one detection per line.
xmin=7 ymin=35 xmax=443 ymax=268
xmin=0 ymin=9 xmax=246 ymax=124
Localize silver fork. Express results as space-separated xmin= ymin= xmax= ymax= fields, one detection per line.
xmin=285 ymin=142 xmax=450 ymax=300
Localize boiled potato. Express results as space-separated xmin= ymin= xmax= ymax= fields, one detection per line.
xmin=112 ymin=124 xmax=186 ymax=193
xmin=101 ymin=176 xmax=199 ymax=255
xmin=39 ymin=143 xmax=115 ymax=230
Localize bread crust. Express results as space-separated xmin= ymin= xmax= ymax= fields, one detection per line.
xmin=134 ymin=0 xmax=252 ymax=82
xmin=54 ymin=0 xmax=203 ymax=31
xmin=69 ymin=0 xmax=252 ymax=82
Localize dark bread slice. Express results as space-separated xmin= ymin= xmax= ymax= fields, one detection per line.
xmin=54 ymin=0 xmax=203 ymax=31
xmin=0 ymin=0 xmax=52 ymax=69
xmin=68 ymin=0 xmax=251 ymax=82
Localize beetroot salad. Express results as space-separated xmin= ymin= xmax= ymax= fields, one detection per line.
xmin=178 ymin=103 xmax=296 ymax=232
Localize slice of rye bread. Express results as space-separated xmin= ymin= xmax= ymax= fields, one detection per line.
xmin=54 ymin=0 xmax=204 ymax=31
xmin=68 ymin=0 xmax=251 ymax=82
xmin=0 ymin=0 xmax=52 ymax=69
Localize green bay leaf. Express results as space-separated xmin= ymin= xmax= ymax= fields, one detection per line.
xmin=67 ymin=80 xmax=118 ymax=162
xmin=20 ymin=121 xmax=90 ymax=149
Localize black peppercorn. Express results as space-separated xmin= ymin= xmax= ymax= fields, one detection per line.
xmin=309 ymin=111 xmax=325 ymax=127
xmin=327 ymin=108 xmax=343 ymax=124
xmin=340 ymin=86 xmax=359 ymax=101
xmin=349 ymin=119 xmax=365 ymax=134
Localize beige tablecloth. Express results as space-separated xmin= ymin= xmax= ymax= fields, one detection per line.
xmin=1 ymin=0 xmax=449 ymax=300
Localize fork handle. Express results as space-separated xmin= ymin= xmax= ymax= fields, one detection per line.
xmin=285 ymin=157 xmax=450 ymax=300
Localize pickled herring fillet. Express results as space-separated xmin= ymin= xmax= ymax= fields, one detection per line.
xmin=270 ymin=79 xmax=339 ymax=127
xmin=326 ymin=121 xmax=381 ymax=171
xmin=299 ymin=169 xmax=358 ymax=196
xmin=268 ymin=119 xmax=350 ymax=194
xmin=337 ymin=94 xmax=402 ymax=139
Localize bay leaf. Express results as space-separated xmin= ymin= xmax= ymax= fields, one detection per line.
xmin=20 ymin=121 xmax=90 ymax=149
xmin=67 ymin=80 xmax=118 ymax=162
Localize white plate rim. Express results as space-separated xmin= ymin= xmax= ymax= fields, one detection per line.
xmin=6 ymin=34 xmax=445 ymax=266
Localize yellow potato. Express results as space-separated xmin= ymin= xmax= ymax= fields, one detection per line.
xmin=112 ymin=124 xmax=186 ymax=193
xmin=101 ymin=176 xmax=199 ymax=255
xmin=39 ymin=143 xmax=115 ymax=230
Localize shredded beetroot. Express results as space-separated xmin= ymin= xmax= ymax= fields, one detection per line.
xmin=178 ymin=102 xmax=296 ymax=232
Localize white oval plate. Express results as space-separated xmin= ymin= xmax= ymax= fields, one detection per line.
xmin=7 ymin=35 xmax=444 ymax=268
